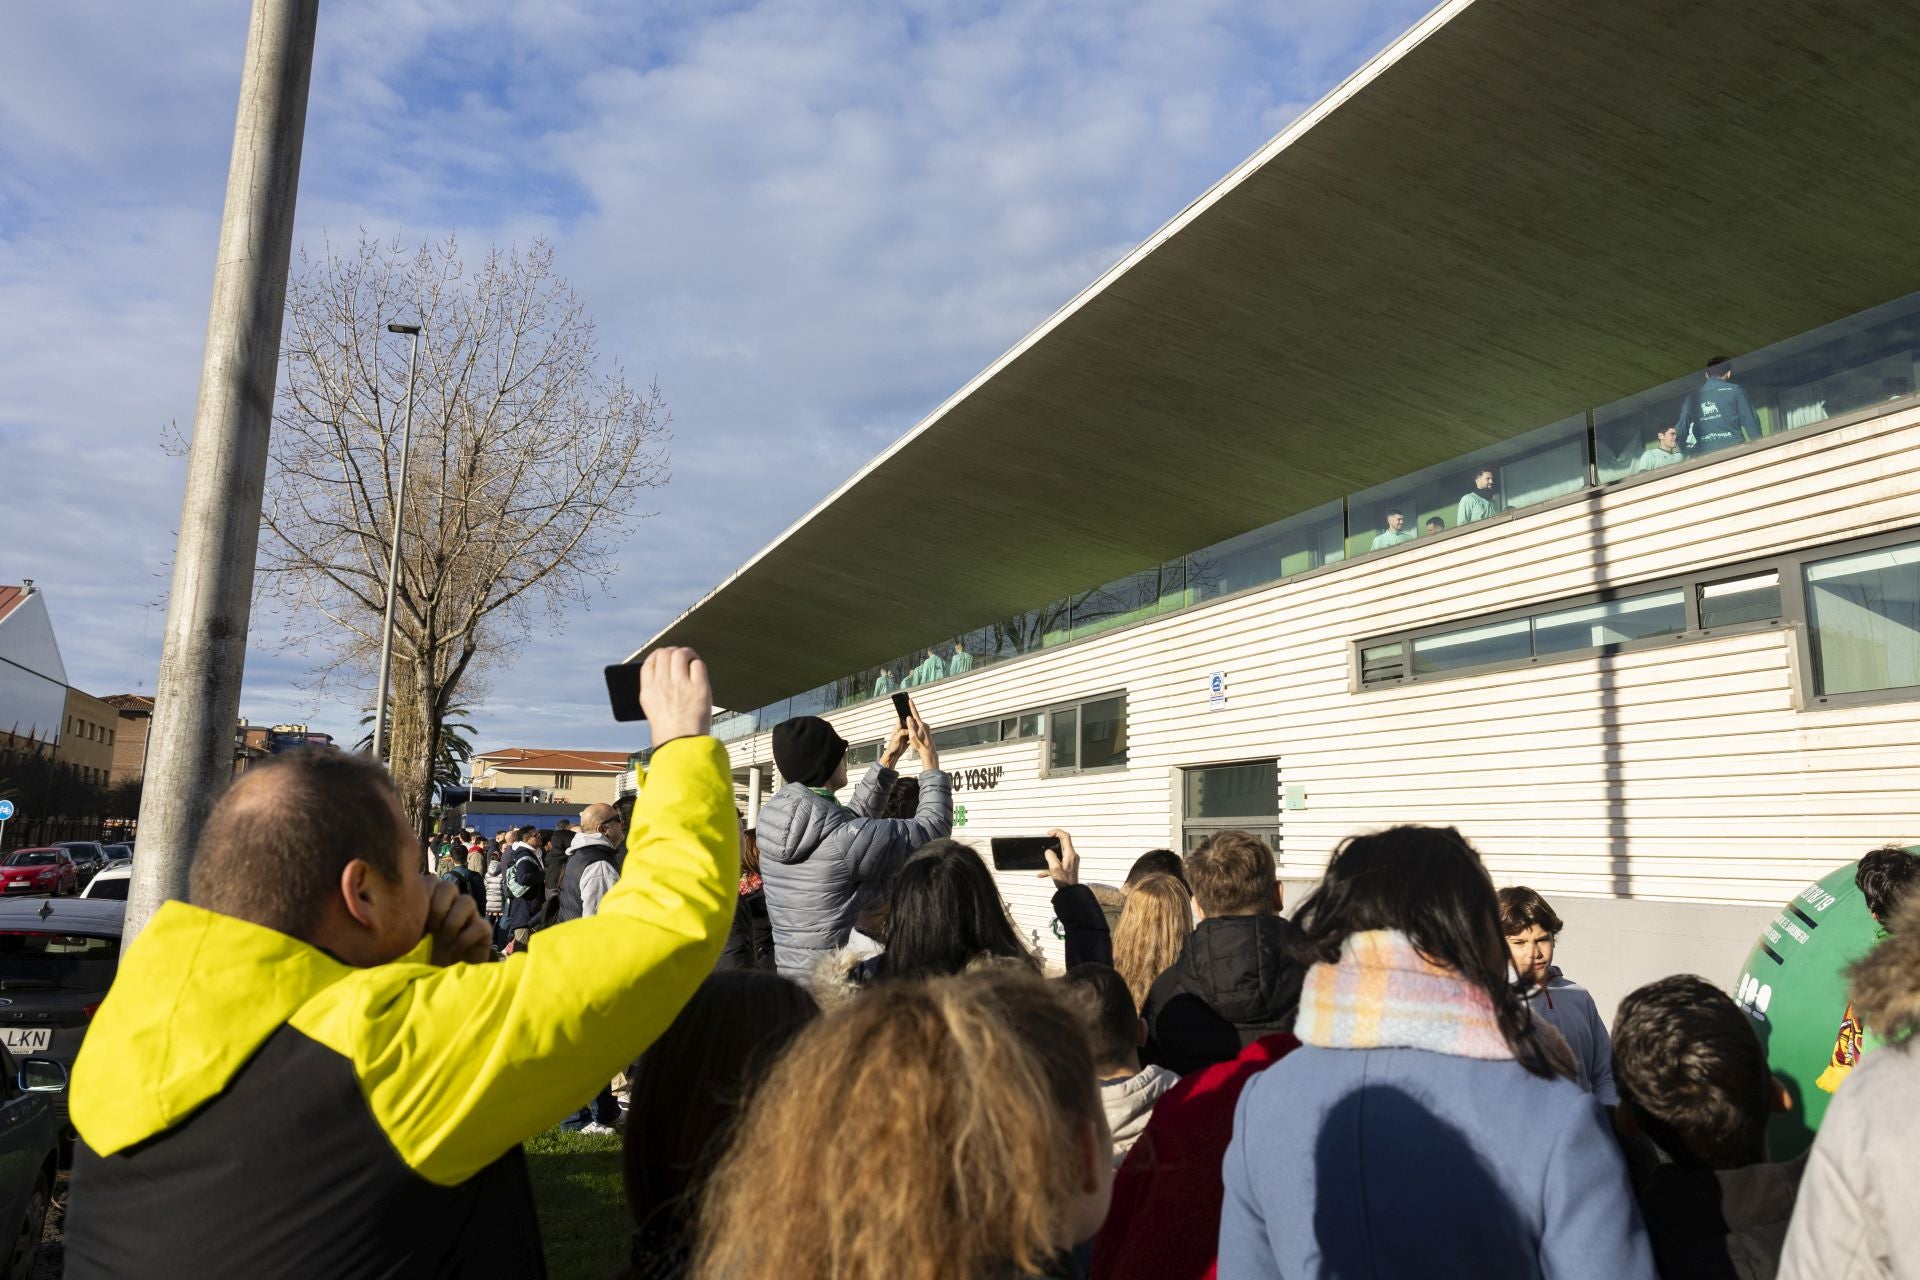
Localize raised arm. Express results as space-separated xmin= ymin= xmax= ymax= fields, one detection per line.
xmin=297 ymin=648 xmax=740 ymax=1187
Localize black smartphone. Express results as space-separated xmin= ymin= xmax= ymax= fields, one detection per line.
xmin=891 ymin=691 xmax=912 ymax=725
xmin=989 ymin=836 xmax=1061 ymax=872
xmin=603 ymin=663 xmax=646 ymax=722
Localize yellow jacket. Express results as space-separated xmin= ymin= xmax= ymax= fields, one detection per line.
xmin=65 ymin=736 xmax=738 ymax=1278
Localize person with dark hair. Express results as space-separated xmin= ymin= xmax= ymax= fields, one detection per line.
xmin=501 ymin=825 xmax=546 ymax=950
xmin=1220 ymin=825 xmax=1653 ymax=1278
xmin=621 ymin=971 xmax=819 ymax=1280
xmin=63 ymin=648 xmax=739 ymax=1278
xmin=1611 ymin=975 xmax=1803 ymax=1279
xmin=1780 ymin=884 xmax=1920 ymax=1280
xmin=1635 ymin=424 xmax=1685 ymax=473
xmin=1142 ymin=830 xmax=1305 ymax=1076
xmin=558 ymin=801 xmax=634 ymax=1133
xmin=1675 ymin=356 xmax=1762 ymax=456
xmin=1124 ymin=849 xmax=1185 ymax=891
xmin=1500 ymin=885 xmax=1618 ymax=1105
xmin=873 ymin=839 xmax=1039 ymax=984
xmin=716 ymin=825 xmax=775 ymax=972
xmin=1813 ymin=845 xmax=1920 ymax=1094
xmin=1425 ymin=515 xmax=1446 ymax=535
xmin=756 ymin=706 xmax=951 ymax=980
xmin=1457 ymin=466 xmax=1499 ymax=525
xmin=1370 ymin=508 xmax=1415 ymax=550
xmin=1059 ymin=964 xmax=1177 ymax=1167
xmin=879 ymin=775 xmax=920 ymax=819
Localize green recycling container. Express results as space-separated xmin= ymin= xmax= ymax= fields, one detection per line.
xmin=1733 ymin=857 xmax=1906 ymax=1159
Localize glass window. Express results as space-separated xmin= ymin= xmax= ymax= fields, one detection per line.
xmin=1700 ymin=572 xmax=1783 ymax=629
xmin=1190 ymin=501 xmax=1344 ymax=604
xmin=1532 ymin=590 xmax=1686 ymax=656
xmin=931 ymin=720 xmax=1001 ymax=752
xmin=1349 ymin=416 xmax=1588 ymax=557
xmin=1078 ymin=696 xmax=1127 ymax=771
xmin=1015 ymin=711 xmax=1047 ymax=741
xmin=1411 ymin=619 xmax=1532 ymax=674
xmin=1182 ymin=761 xmax=1277 ymax=822
xmin=1072 ymin=563 xmax=1185 ymax=639
xmin=1805 ymin=542 xmax=1920 ymax=696
xmin=1184 ymin=824 xmax=1280 ymax=853
xmin=86 ymin=877 xmax=129 ymax=901
xmin=844 ymin=740 xmax=882 ymax=768
xmin=1048 ymin=706 xmax=1079 ymax=773
xmin=1359 ymin=641 xmax=1407 ymax=686
xmin=0 ymin=932 xmax=119 ymax=992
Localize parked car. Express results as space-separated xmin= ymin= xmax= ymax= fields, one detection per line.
xmin=0 ymin=1047 xmax=61 ymax=1278
xmin=51 ymin=842 xmax=106 ymax=882
xmin=80 ymin=863 xmax=129 ymax=901
xmin=0 ymin=851 xmax=77 ymax=898
xmin=0 ymin=899 xmax=124 ymax=1135
xmin=100 ymin=843 xmax=134 ymax=865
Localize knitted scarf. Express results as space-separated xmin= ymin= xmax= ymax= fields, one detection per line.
xmin=1295 ymin=929 xmax=1513 ymax=1061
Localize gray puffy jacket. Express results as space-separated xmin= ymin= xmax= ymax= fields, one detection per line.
xmin=755 ymin=764 xmax=952 ymax=979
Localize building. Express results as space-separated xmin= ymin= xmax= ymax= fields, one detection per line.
xmin=103 ymin=694 xmax=154 ymax=786
xmin=53 ymin=688 xmax=118 ymax=791
xmin=0 ymin=582 xmax=67 ymax=749
xmin=471 ymin=749 xmax=631 ymax=806
xmin=635 ymin=0 xmax=1920 ymax=1018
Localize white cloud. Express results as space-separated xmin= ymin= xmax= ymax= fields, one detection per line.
xmin=0 ymin=0 xmax=1431 ymax=751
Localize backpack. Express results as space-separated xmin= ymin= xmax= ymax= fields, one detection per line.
xmin=506 ymin=853 xmax=542 ymax=899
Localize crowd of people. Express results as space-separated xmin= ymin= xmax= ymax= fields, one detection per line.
xmin=54 ymin=645 xmax=1920 ymax=1279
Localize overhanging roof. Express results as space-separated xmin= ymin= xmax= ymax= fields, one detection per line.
xmin=639 ymin=0 xmax=1920 ymax=711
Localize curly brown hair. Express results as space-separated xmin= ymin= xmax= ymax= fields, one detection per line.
xmin=694 ymin=966 xmax=1102 ymax=1280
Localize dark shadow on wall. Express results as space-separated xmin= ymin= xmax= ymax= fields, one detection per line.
xmin=1575 ymin=475 xmax=1632 ymax=899
xmin=1311 ymin=1086 xmax=1532 ymax=1278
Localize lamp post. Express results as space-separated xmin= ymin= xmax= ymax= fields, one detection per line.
xmin=370 ymin=322 xmax=422 ymax=767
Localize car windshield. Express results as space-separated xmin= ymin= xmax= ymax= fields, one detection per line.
xmin=0 ymin=932 xmax=119 ymax=991
xmin=86 ymin=879 xmax=129 ymax=901
xmin=4 ymin=852 xmax=58 ymax=868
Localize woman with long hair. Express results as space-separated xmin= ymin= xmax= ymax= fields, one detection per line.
xmin=873 ymin=839 xmax=1041 ymax=983
xmin=1110 ymin=873 xmax=1192 ymax=1012
xmin=621 ymin=970 xmax=819 ymax=1280
xmin=1219 ymin=825 xmax=1654 ymax=1278
xmin=695 ymin=967 xmax=1113 ymax=1280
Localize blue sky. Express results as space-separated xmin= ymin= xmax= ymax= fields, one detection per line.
xmin=0 ymin=0 xmax=1432 ymax=753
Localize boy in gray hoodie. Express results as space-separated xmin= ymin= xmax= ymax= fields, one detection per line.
xmin=1061 ymin=963 xmax=1178 ymax=1167
xmin=1500 ymin=885 xmax=1619 ymax=1106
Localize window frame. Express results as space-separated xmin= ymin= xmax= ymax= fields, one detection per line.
xmin=1179 ymin=759 xmax=1281 ymax=855
xmin=1042 ymin=691 xmax=1130 ymax=778
xmin=1786 ymin=525 xmax=1920 ymax=710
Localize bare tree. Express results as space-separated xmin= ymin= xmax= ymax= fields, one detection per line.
xmin=263 ymin=233 xmax=669 ymax=832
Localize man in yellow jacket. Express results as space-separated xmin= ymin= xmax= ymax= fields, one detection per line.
xmin=64 ymin=647 xmax=736 ymax=1279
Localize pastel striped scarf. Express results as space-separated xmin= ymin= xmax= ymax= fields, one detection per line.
xmin=1295 ymin=929 xmax=1513 ymax=1061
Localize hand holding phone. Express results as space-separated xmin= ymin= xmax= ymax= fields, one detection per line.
xmin=990 ymin=835 xmax=1062 ymax=872
xmin=891 ymin=691 xmax=912 ymax=724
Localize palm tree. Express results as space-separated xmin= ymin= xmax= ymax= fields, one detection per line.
xmin=355 ymin=707 xmax=477 ymax=789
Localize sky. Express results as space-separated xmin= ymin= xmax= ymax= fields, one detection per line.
xmin=0 ymin=0 xmax=1433 ymax=755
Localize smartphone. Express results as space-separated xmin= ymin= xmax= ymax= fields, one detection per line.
xmin=891 ymin=691 xmax=912 ymax=725
xmin=990 ymin=836 xmax=1061 ymax=872
xmin=603 ymin=663 xmax=646 ymax=722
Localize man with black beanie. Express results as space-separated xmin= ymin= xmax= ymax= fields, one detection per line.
xmin=754 ymin=702 xmax=951 ymax=979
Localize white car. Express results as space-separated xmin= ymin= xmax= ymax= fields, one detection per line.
xmin=81 ymin=863 xmax=130 ymax=901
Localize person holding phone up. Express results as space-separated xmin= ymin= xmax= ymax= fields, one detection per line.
xmin=755 ymin=697 xmax=952 ymax=981
xmin=64 ymin=647 xmax=739 ymax=1279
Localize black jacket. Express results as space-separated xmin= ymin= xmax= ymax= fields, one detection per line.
xmin=1052 ymin=884 xmax=1112 ymax=969
xmin=501 ymin=848 xmax=546 ymax=932
xmin=1634 ymin=1152 xmax=1807 ymax=1279
xmin=557 ymin=838 xmax=622 ymax=924
xmin=1143 ymin=914 xmax=1305 ymax=1077
xmin=716 ymin=890 xmax=775 ymax=971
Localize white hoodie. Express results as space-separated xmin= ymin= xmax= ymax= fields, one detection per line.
xmin=1101 ymin=1064 xmax=1179 ymax=1167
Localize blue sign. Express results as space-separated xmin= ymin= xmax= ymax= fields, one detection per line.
xmin=0 ymin=800 xmax=14 ymax=821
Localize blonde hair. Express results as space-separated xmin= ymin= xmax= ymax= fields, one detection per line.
xmin=1111 ymin=873 xmax=1193 ymax=1011
xmin=694 ymin=966 xmax=1099 ymax=1280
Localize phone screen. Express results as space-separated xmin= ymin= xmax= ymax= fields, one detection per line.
xmin=989 ymin=836 xmax=1061 ymax=872
xmin=891 ymin=691 xmax=912 ymax=725
xmin=603 ymin=663 xmax=646 ymax=722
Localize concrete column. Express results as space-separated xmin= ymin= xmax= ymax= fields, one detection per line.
xmin=127 ymin=0 xmax=322 ymax=939
xmin=746 ymin=765 xmax=763 ymax=828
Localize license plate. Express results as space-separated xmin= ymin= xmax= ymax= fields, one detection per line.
xmin=0 ymin=1030 xmax=49 ymax=1053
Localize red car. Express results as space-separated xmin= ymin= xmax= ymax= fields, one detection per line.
xmin=0 ymin=850 xmax=77 ymax=897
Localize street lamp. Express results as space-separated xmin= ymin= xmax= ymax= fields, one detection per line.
xmin=370 ymin=321 xmax=422 ymax=768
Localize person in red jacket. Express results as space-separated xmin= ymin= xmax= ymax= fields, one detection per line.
xmin=1092 ymin=1032 xmax=1300 ymax=1280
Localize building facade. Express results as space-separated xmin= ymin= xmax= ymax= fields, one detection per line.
xmin=471 ymin=749 xmax=629 ymax=806
xmin=636 ymin=0 xmax=1920 ymax=1018
xmin=103 ymin=695 xmax=154 ymax=786
xmin=53 ymin=688 xmax=118 ymax=790
xmin=0 ymin=583 xmax=68 ymax=748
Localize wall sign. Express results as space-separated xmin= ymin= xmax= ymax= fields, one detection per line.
xmin=951 ymin=765 xmax=1004 ymax=791
xmin=1208 ymin=671 xmax=1228 ymax=709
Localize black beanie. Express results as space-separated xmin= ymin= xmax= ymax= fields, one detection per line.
xmin=772 ymin=716 xmax=848 ymax=787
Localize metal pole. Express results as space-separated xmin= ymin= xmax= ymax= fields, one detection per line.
xmin=370 ymin=324 xmax=421 ymax=767
xmin=126 ymin=0 xmax=321 ymax=941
